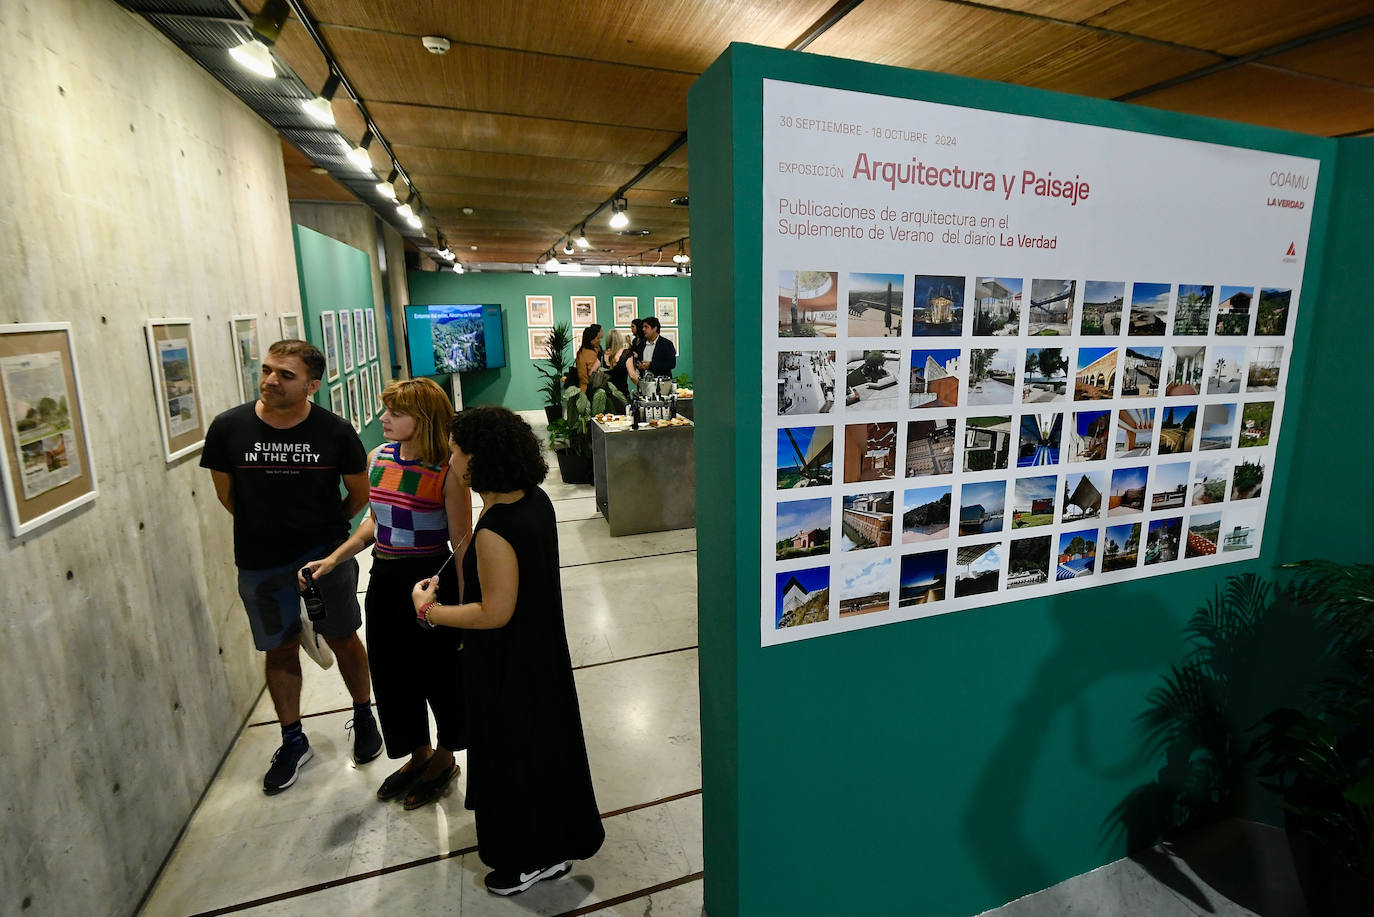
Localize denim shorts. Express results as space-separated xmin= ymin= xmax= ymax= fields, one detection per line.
xmin=237 ymin=544 xmax=361 ymax=651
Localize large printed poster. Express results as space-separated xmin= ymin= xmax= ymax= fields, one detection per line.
xmin=760 ymin=80 xmax=1318 ymax=646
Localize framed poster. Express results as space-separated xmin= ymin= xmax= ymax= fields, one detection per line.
xmin=145 ymin=318 xmax=206 ymax=463
xmin=338 ymin=309 xmax=355 ymax=372
xmin=346 ymin=373 xmax=362 ymax=432
xmin=329 ymin=382 xmax=344 ymax=418
xmin=529 ymin=327 xmax=555 ymax=361
xmin=353 ymin=309 xmax=368 ymax=363
xmin=659 ymin=327 xmax=679 ymax=349
xmin=229 ymin=315 xmax=261 ymax=404
xmin=357 ymin=369 xmax=372 ymax=422
xmin=654 ymin=296 xmax=678 ymax=326
xmin=278 ymin=312 xmax=302 ymax=341
xmin=526 ymin=295 xmax=554 ymax=327
xmin=371 ymin=363 xmax=383 ymax=417
xmin=365 ymin=311 xmax=379 ymax=362
xmin=571 ymin=296 xmax=597 ymax=325
xmin=319 ymin=311 xmax=339 ymax=382
xmin=614 ymin=296 xmax=637 ymax=325
xmin=0 ymin=323 xmax=98 ymax=535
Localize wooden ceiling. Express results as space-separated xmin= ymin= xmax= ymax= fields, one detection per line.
xmin=262 ymin=0 xmax=1374 ymax=268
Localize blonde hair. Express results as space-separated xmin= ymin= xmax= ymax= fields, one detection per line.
xmin=380 ymin=378 xmax=454 ymax=467
xmin=605 ymin=329 xmax=625 ymax=355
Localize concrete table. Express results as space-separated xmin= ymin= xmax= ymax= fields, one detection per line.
xmin=591 ymin=420 xmax=696 ymax=536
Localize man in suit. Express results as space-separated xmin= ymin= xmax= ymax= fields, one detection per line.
xmin=635 ymin=316 xmax=677 ymax=377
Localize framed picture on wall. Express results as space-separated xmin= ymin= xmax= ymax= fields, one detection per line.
xmin=614 ymin=296 xmax=637 ymax=325
xmin=329 ymin=382 xmax=344 ymax=418
xmin=529 ymin=328 xmax=555 ymax=361
xmin=145 ymin=318 xmax=207 ymax=463
xmin=654 ymin=297 xmax=678 ymax=326
xmin=365 ymin=311 xmax=379 ymax=362
xmin=571 ymin=296 xmax=597 ymax=325
xmin=346 ymin=374 xmax=362 ymax=433
xmin=338 ymin=309 xmax=355 ymax=372
xmin=229 ymin=315 xmax=261 ymax=405
xmin=358 ymin=370 xmax=373 ymax=422
xmin=526 ymin=295 xmax=554 ymax=327
xmin=319 ymin=311 xmax=339 ymax=382
xmin=353 ymin=310 xmax=367 ymax=364
xmin=0 ymin=323 xmax=98 ymax=536
xmin=278 ymin=313 xmax=302 ymax=341
xmin=371 ymin=363 xmax=383 ymax=416
xmin=659 ymin=327 xmax=680 ymax=349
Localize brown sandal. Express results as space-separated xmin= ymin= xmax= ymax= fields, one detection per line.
xmin=402 ymin=761 xmax=460 ymax=810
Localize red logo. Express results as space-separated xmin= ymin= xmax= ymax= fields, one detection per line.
xmin=1286 ymin=242 xmax=1297 ymax=256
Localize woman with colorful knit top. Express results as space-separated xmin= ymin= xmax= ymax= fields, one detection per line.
xmin=300 ymin=378 xmax=472 ymax=809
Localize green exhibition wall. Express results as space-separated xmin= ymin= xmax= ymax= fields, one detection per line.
xmin=689 ymin=45 xmax=1363 ymax=917
xmin=407 ymin=271 xmax=693 ymax=410
xmin=1275 ymin=136 xmax=1374 ymax=562
xmin=292 ymin=223 xmax=384 ymax=457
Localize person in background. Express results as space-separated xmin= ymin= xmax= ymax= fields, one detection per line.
xmin=411 ymin=407 xmax=604 ymax=897
xmin=201 ymin=339 xmax=382 ymax=795
xmin=300 ymin=378 xmax=473 ymax=809
xmin=635 ymin=316 xmax=677 ymax=378
xmin=574 ymin=323 xmax=604 ymax=393
xmin=629 ymin=317 xmax=645 ymax=360
xmin=605 ymin=328 xmax=635 ymax=395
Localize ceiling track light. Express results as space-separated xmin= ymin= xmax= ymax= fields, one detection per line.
xmin=396 ymin=190 xmax=415 ymax=221
xmin=452 ymin=262 xmax=464 ymax=274
xmin=302 ymin=72 xmax=341 ymax=125
xmin=346 ymin=130 xmax=374 ymax=171
xmin=673 ymin=240 xmax=690 ymax=264
xmin=376 ymin=167 xmax=398 ymax=201
xmin=608 ymin=196 xmax=629 ymax=230
xmin=562 ymin=237 xmax=575 ymax=255
xmin=575 ymin=225 xmax=590 ymax=249
xmin=228 ymin=0 xmax=288 ymax=78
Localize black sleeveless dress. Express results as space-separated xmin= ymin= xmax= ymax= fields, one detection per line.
xmin=459 ymin=486 xmax=605 ymax=870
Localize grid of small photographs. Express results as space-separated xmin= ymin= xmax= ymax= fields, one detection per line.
xmin=764 ymin=271 xmax=1290 ymax=643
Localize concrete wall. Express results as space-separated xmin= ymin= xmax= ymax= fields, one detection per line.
xmin=0 ymin=1 xmax=301 ymax=914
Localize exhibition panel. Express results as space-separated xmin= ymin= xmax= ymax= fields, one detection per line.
xmin=690 ymin=44 xmax=1343 ymax=917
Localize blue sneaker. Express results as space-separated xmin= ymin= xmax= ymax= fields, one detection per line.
xmin=263 ymin=738 xmax=313 ymax=795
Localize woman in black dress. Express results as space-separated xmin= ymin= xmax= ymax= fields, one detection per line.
xmin=411 ymin=406 xmax=603 ymax=897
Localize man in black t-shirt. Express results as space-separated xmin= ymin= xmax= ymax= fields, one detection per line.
xmin=201 ymin=339 xmax=383 ymax=794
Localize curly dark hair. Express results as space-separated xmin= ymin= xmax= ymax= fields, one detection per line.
xmin=450 ymin=406 xmax=548 ymax=493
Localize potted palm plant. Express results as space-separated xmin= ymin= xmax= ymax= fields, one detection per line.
xmin=535 ymin=322 xmax=573 ymax=423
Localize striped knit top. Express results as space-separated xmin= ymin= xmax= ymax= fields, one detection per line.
xmin=369 ymin=442 xmax=450 ymax=559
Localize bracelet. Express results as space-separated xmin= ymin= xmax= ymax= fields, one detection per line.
xmin=418 ymin=600 xmax=439 ymax=629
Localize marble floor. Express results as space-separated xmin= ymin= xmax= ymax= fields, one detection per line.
xmin=138 ymin=427 xmax=704 ymax=917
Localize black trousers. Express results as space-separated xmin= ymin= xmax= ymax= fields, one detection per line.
xmin=366 ymin=553 xmax=467 ymax=758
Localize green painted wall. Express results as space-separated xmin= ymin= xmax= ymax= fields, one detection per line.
xmin=1275 ymin=136 xmax=1374 ymax=563
xmin=407 ymin=271 xmax=693 ymax=410
xmin=292 ymin=223 xmax=384 ymax=457
xmin=690 ymin=44 xmax=1355 ymax=917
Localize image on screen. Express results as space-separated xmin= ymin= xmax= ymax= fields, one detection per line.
xmin=430 ymin=305 xmax=486 ymax=372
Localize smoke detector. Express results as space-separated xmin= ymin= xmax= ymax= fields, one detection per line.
xmin=421 ymin=35 xmax=451 ymax=55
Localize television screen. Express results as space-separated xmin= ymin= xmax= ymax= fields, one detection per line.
xmin=405 ymin=304 xmax=506 ymax=375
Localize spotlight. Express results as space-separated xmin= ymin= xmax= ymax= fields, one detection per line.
xmin=302 ymin=73 xmax=341 ymax=126
xmin=562 ymin=238 xmax=575 ymax=255
xmin=544 ymin=251 xmax=561 ymax=269
xmin=346 ymin=130 xmax=374 ymax=171
xmin=396 ymin=191 xmax=415 ymax=220
xmin=608 ymin=197 xmax=629 ymax=230
xmin=575 ymin=226 xmax=590 ymax=249
xmin=673 ymin=240 xmax=690 ymax=264
xmin=406 ymin=212 xmax=422 ymax=229
xmin=376 ymin=167 xmax=398 ymax=201
xmin=452 ymin=262 xmax=464 ymax=274
xmin=228 ymin=0 xmax=287 ymax=78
